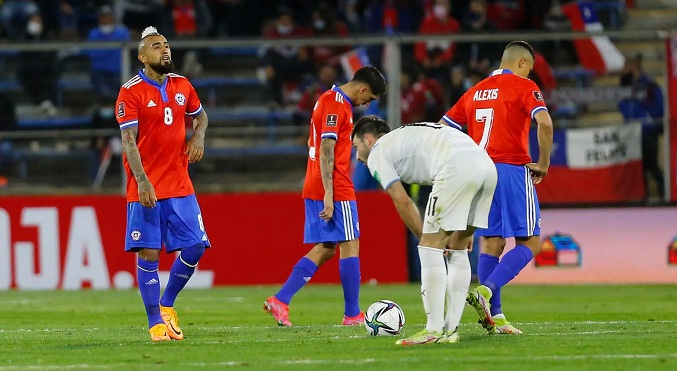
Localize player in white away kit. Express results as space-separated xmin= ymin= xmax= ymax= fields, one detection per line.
xmin=351 ymin=116 xmax=497 ymax=345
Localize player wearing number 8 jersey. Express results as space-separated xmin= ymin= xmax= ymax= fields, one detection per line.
xmin=116 ymin=26 xmax=210 ymax=342
xmin=440 ymin=41 xmax=554 ymax=334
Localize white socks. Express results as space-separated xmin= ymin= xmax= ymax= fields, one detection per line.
xmin=444 ymin=249 xmax=471 ymax=333
xmin=418 ymin=246 xmax=447 ymax=333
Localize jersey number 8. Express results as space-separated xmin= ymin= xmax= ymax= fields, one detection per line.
xmin=164 ymin=107 xmax=174 ymax=126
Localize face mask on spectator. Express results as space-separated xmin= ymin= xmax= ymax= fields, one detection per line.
xmin=27 ymin=21 xmax=42 ymax=36
xmin=433 ymin=5 xmax=448 ymax=20
xmin=100 ymin=24 xmax=115 ymax=34
xmin=313 ymin=20 xmax=326 ymax=30
xmin=276 ymin=24 xmax=292 ymax=35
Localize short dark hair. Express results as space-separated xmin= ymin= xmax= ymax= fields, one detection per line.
xmin=352 ymin=65 xmax=387 ymax=96
xmin=351 ymin=115 xmax=390 ymax=140
xmin=505 ymin=40 xmax=535 ymax=60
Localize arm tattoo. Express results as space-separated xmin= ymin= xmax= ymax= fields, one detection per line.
xmin=319 ymin=138 xmax=336 ymax=195
xmin=192 ymin=110 xmax=208 ymax=134
xmin=120 ymin=127 xmax=147 ymax=182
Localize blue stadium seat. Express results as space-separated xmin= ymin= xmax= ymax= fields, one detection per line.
xmin=17 ymin=116 xmax=91 ymax=129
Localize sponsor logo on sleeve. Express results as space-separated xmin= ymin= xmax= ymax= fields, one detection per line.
xmin=533 ymin=90 xmax=544 ymax=101
xmin=326 ymin=114 xmax=338 ymax=127
xmin=117 ymin=102 xmax=125 ymax=118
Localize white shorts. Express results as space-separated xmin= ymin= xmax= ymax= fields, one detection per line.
xmin=422 ymin=149 xmax=497 ymax=234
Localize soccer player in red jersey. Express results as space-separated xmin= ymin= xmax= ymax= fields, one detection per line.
xmin=264 ymin=66 xmax=386 ymax=327
xmin=116 ymin=26 xmax=209 ymax=342
xmin=441 ymin=41 xmax=554 ymax=334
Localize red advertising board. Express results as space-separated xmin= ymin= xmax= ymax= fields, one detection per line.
xmin=667 ymin=35 xmax=677 ymax=201
xmin=0 ymin=192 xmax=408 ymax=290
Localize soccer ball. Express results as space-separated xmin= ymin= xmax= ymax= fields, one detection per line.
xmin=364 ymin=300 xmax=405 ymax=336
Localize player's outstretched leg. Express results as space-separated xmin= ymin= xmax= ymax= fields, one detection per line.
xmin=159 ymin=244 xmax=205 ymax=340
xmin=339 ymin=256 xmax=364 ymax=326
xmin=480 ymin=244 xmax=533 ymax=333
xmin=264 ymin=257 xmax=318 ymax=327
xmin=137 ymin=257 xmax=167 ymax=341
xmin=466 ymin=285 xmax=495 ymax=333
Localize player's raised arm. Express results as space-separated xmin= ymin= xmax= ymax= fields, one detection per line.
xmin=526 ymin=109 xmax=553 ymax=184
xmin=318 ymin=137 xmax=336 ymax=221
xmin=186 ymin=110 xmax=208 ymax=163
xmin=121 ymin=126 xmax=156 ymax=207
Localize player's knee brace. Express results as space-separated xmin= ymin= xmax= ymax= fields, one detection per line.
xmin=179 ymin=243 xmax=205 ymax=267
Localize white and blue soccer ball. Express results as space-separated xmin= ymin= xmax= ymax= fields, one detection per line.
xmin=364 ymin=300 xmax=405 ymax=336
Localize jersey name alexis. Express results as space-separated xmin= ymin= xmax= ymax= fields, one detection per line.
xmin=473 ymin=88 xmax=498 ymax=101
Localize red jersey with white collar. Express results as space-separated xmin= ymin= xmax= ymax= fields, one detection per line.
xmin=116 ymin=70 xmax=203 ymax=202
xmin=442 ymin=69 xmax=547 ymax=165
xmin=302 ymin=86 xmax=356 ymax=201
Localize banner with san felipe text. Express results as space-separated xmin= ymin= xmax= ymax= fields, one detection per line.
xmin=530 ymin=123 xmax=644 ymax=204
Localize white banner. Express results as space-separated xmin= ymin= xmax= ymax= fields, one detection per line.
xmin=566 ymin=123 xmax=642 ymax=169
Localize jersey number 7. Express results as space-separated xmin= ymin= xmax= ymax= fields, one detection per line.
xmin=475 ymin=108 xmax=494 ymax=149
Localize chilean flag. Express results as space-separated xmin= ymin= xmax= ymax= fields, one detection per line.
xmin=339 ymin=47 xmax=370 ymax=78
xmin=531 ymin=123 xmax=645 ymax=204
xmin=562 ymin=1 xmax=625 ymax=75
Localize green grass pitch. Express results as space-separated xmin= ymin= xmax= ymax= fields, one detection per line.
xmin=1 ymin=284 xmax=676 ymax=370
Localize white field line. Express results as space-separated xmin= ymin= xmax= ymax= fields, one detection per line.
xmin=3 ymin=354 xmax=676 ymax=370
xmin=1 ymin=320 xmax=674 ymax=334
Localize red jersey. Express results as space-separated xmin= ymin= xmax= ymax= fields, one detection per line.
xmin=443 ymin=69 xmax=547 ymax=165
xmin=116 ymin=71 xmax=203 ymax=202
xmin=302 ymin=86 xmax=356 ymax=201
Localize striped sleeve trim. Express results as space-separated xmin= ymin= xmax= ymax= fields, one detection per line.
xmin=321 ymin=132 xmax=338 ymax=140
xmin=119 ymin=120 xmax=138 ymax=129
xmin=187 ymin=104 xmax=203 ymax=116
xmin=531 ymin=106 xmax=548 ymax=119
xmin=442 ymin=115 xmax=463 ymax=130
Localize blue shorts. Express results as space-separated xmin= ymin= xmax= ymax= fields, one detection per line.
xmin=475 ymin=163 xmax=541 ymax=239
xmin=125 ymin=194 xmax=210 ymax=252
xmin=303 ymin=199 xmax=360 ymax=244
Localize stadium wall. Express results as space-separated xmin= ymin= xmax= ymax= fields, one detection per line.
xmin=1 ymin=194 xmax=676 ymax=290
xmin=0 ymin=192 xmax=407 ymax=290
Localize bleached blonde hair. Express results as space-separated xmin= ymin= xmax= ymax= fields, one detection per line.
xmin=138 ymin=26 xmax=163 ymax=53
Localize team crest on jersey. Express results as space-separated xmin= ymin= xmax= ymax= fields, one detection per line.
xmin=533 ymin=90 xmax=544 ymax=101
xmin=131 ymin=230 xmax=141 ymax=241
xmin=117 ymin=102 xmax=125 ymax=118
xmin=175 ymin=92 xmax=186 ymax=106
xmin=326 ymin=114 xmax=338 ymax=127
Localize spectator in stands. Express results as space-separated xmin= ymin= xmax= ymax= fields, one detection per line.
xmin=454 ymin=0 xmax=502 ymax=75
xmin=486 ymin=0 xmax=525 ymax=31
xmin=618 ymin=54 xmax=665 ymax=201
xmin=166 ymin=0 xmax=212 ymax=78
xmin=114 ymin=0 xmax=167 ymax=37
xmin=540 ymin=0 xmax=577 ymax=67
xmin=169 ymin=0 xmax=212 ymax=38
xmin=16 ymin=12 xmax=59 ymax=116
xmin=309 ymin=3 xmax=350 ymax=67
xmin=86 ymin=5 xmax=131 ymax=102
xmin=400 ymin=64 xmax=445 ymax=123
xmin=0 ymin=93 xmax=17 ymax=187
xmin=258 ymin=6 xmax=312 ymax=106
xmin=292 ymin=64 xmax=338 ymax=142
xmin=206 ymin=0 xmax=264 ymax=37
xmin=448 ymin=65 xmax=483 ymax=107
xmin=0 ymin=0 xmax=40 ymax=40
xmin=413 ymin=0 xmax=459 ymax=86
